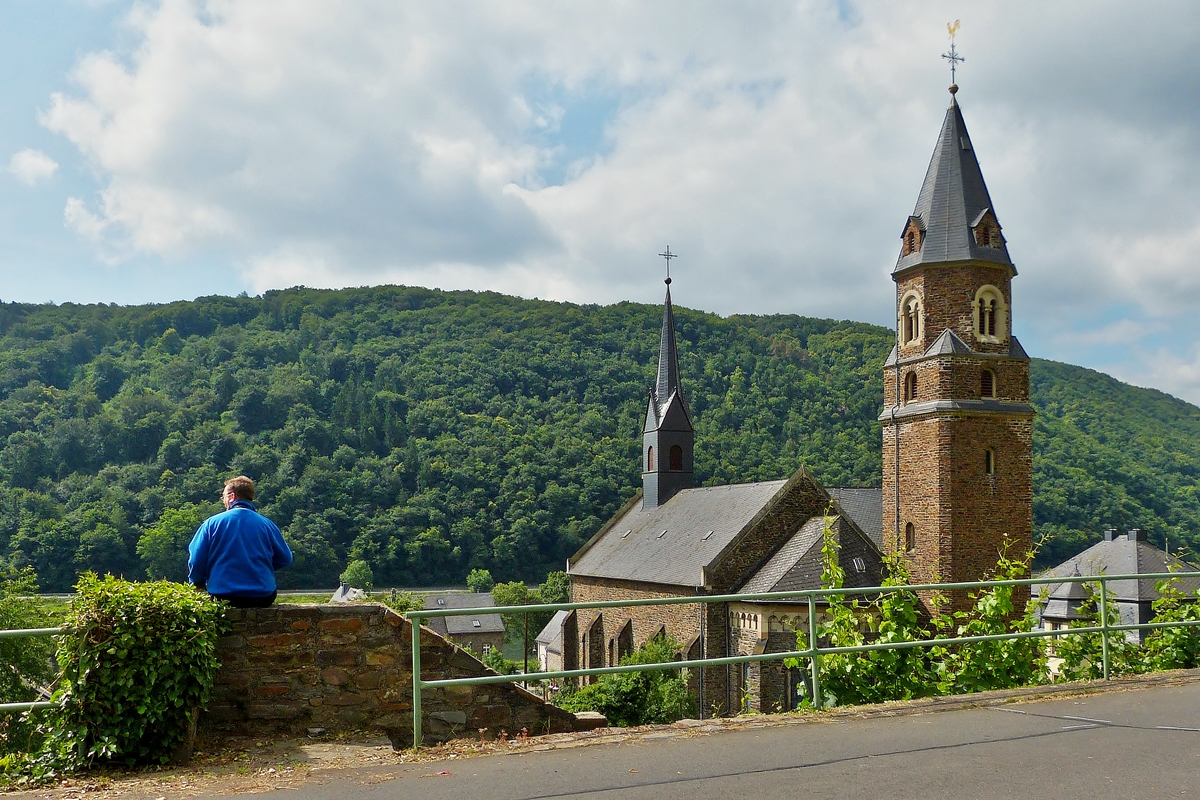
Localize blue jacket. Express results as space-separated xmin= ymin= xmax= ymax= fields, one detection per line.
xmin=188 ymin=501 xmax=293 ymax=597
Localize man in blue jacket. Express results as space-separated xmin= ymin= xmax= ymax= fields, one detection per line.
xmin=188 ymin=476 xmax=293 ymax=607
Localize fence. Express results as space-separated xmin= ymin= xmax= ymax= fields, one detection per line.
xmin=407 ymin=570 xmax=1200 ymax=747
xmin=4 ymin=572 xmax=1199 ymax=747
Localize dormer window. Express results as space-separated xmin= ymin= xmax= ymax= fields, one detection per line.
xmin=899 ymin=292 xmax=923 ymax=346
xmin=973 ymin=285 xmax=1008 ymax=343
xmin=972 ymin=210 xmax=1003 ymax=249
xmin=901 ymin=217 xmax=924 ymax=257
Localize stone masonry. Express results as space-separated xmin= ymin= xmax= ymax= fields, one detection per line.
xmin=202 ymin=603 xmax=599 ymax=748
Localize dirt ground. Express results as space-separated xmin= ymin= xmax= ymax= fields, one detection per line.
xmin=5 ymin=668 xmax=1199 ymax=800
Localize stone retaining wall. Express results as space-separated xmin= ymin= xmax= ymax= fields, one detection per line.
xmin=202 ymin=603 xmax=599 ymax=748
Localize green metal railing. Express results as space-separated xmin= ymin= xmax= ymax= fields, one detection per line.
xmin=406 ymin=571 xmax=1200 ymax=747
xmin=0 ymin=627 xmax=62 ymax=713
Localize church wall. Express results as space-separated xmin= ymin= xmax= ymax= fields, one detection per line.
xmin=886 ymin=357 xmax=1030 ymax=407
xmin=569 ymin=575 xmax=733 ymax=714
xmin=896 ymin=264 xmax=1013 ymax=357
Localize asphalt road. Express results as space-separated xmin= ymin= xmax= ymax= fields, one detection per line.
xmin=204 ymin=683 xmax=1200 ymax=800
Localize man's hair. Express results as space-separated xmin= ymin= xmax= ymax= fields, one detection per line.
xmin=224 ymin=475 xmax=255 ymax=502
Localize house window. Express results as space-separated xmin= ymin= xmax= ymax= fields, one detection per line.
xmin=981 ymin=369 xmax=995 ymax=398
xmin=973 ymin=286 xmax=1007 ymax=343
xmin=900 ymin=293 xmax=922 ymax=345
xmin=482 ymin=643 xmax=492 ymax=655
xmin=646 ymin=445 xmax=654 ymax=471
xmin=905 ymin=522 xmax=915 ymax=552
xmin=669 ymin=444 xmax=684 ymax=471
xmin=985 ymin=449 xmax=995 ymax=476
xmin=904 ymin=371 xmax=918 ymax=403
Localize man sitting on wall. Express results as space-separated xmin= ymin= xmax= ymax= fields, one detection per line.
xmin=188 ymin=476 xmax=293 ymax=607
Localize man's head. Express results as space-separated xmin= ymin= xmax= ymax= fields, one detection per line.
xmin=223 ymin=476 xmax=255 ymax=509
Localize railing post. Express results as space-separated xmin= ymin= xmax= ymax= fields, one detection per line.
xmin=1099 ymin=579 xmax=1111 ymax=681
xmin=807 ymin=593 xmax=821 ymax=709
xmin=411 ymin=617 xmax=422 ymax=748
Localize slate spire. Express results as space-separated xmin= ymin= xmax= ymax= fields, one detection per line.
xmin=895 ymin=88 xmax=1014 ymax=273
xmin=642 ymin=274 xmax=694 ymax=509
xmin=656 ymin=280 xmax=683 ymax=406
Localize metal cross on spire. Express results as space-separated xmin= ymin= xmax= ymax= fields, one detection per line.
xmin=658 ymin=246 xmax=677 ymax=285
xmin=942 ymin=20 xmax=964 ymax=87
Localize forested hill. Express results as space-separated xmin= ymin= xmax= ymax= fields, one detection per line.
xmin=0 ymin=285 xmax=1197 ymax=592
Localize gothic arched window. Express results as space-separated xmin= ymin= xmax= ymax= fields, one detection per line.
xmin=669 ymin=445 xmax=684 ymax=471
xmin=646 ymin=446 xmax=654 ymax=471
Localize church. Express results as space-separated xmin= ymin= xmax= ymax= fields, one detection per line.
xmin=563 ymin=81 xmax=1034 ymax=714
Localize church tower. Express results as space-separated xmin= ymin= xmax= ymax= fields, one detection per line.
xmin=880 ymin=85 xmax=1035 ymax=596
xmin=642 ymin=275 xmax=694 ymax=508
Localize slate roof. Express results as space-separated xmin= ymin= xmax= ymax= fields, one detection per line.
xmin=1040 ymin=535 xmax=1200 ymax=604
xmin=883 ymin=335 xmax=1031 ymax=367
xmin=535 ymin=609 xmax=569 ymax=651
xmin=828 ymin=487 xmax=883 ymax=549
xmin=655 ymin=282 xmax=684 ymax=412
xmin=926 ymin=328 xmax=973 ymax=357
xmin=1041 ymin=570 xmax=1090 ymax=621
xmin=422 ymin=592 xmax=506 ymax=637
xmin=569 ymin=480 xmax=789 ymax=587
xmin=737 ymin=515 xmax=882 ymax=599
xmin=894 ymin=94 xmax=1014 ymax=274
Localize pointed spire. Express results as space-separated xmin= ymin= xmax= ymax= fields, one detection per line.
xmin=656 ymin=281 xmax=683 ymax=405
xmin=895 ymin=91 xmax=1014 ymax=273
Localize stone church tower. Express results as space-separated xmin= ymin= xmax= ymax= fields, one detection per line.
xmin=880 ymin=86 xmax=1035 ymax=596
xmin=641 ymin=277 xmax=694 ymax=508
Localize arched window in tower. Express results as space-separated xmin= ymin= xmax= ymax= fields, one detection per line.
xmin=973 ymin=286 xmax=1008 ymax=343
xmin=904 ymin=371 xmax=918 ymax=403
xmin=669 ymin=445 xmax=684 ymax=471
xmin=980 ymin=369 xmax=996 ymax=398
xmin=899 ymin=293 xmax=922 ymax=346
xmin=905 ymin=522 xmax=915 ymax=552
xmin=646 ymin=446 xmax=654 ymax=472
xmin=985 ymin=448 xmax=996 ymax=476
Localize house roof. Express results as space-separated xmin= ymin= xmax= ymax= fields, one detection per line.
xmin=569 ymin=479 xmax=790 ymax=587
xmin=1040 ymin=535 xmax=1200 ymax=604
xmin=894 ymin=93 xmax=1014 ymax=274
xmin=535 ymin=609 xmax=569 ymax=652
xmin=422 ymin=592 xmax=506 ymax=636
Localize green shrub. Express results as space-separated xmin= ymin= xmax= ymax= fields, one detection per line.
xmin=1141 ymin=578 xmax=1200 ymax=671
xmin=340 ymin=560 xmax=374 ymax=591
xmin=29 ymin=575 xmax=225 ymax=776
xmin=556 ymin=635 xmax=693 ymax=726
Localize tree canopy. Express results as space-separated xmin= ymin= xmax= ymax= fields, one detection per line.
xmin=0 ymin=285 xmax=1196 ymax=591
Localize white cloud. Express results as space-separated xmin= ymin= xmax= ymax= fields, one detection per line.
xmin=35 ymin=0 xmax=1200 ymax=337
xmin=7 ymin=148 xmax=58 ymax=186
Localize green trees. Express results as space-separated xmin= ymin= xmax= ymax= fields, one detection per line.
xmin=136 ymin=503 xmax=216 ymax=582
xmin=339 ymin=560 xmax=374 ymax=591
xmin=0 ymin=286 xmax=1195 ymax=592
xmin=466 ymin=568 xmax=494 ymax=593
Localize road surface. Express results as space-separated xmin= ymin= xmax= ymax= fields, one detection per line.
xmin=202 ymin=682 xmax=1200 ymax=800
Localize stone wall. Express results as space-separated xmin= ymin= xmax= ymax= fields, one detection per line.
xmin=202 ymin=603 xmax=598 ymax=748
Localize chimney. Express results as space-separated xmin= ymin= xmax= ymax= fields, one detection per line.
xmin=1103 ymin=527 xmax=1118 ymax=542
xmin=1126 ymin=528 xmax=1147 ymax=542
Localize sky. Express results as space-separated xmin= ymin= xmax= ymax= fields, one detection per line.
xmin=3 ymin=1 xmax=1200 ymax=404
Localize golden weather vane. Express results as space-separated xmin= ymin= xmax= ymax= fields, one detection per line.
xmin=942 ymin=20 xmax=964 ymax=86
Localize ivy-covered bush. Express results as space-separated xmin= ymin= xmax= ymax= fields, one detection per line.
xmin=38 ymin=575 xmax=225 ymax=772
xmin=556 ymin=634 xmax=694 ymax=726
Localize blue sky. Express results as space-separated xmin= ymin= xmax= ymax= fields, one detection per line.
xmin=4 ymin=1 xmax=1200 ymax=404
